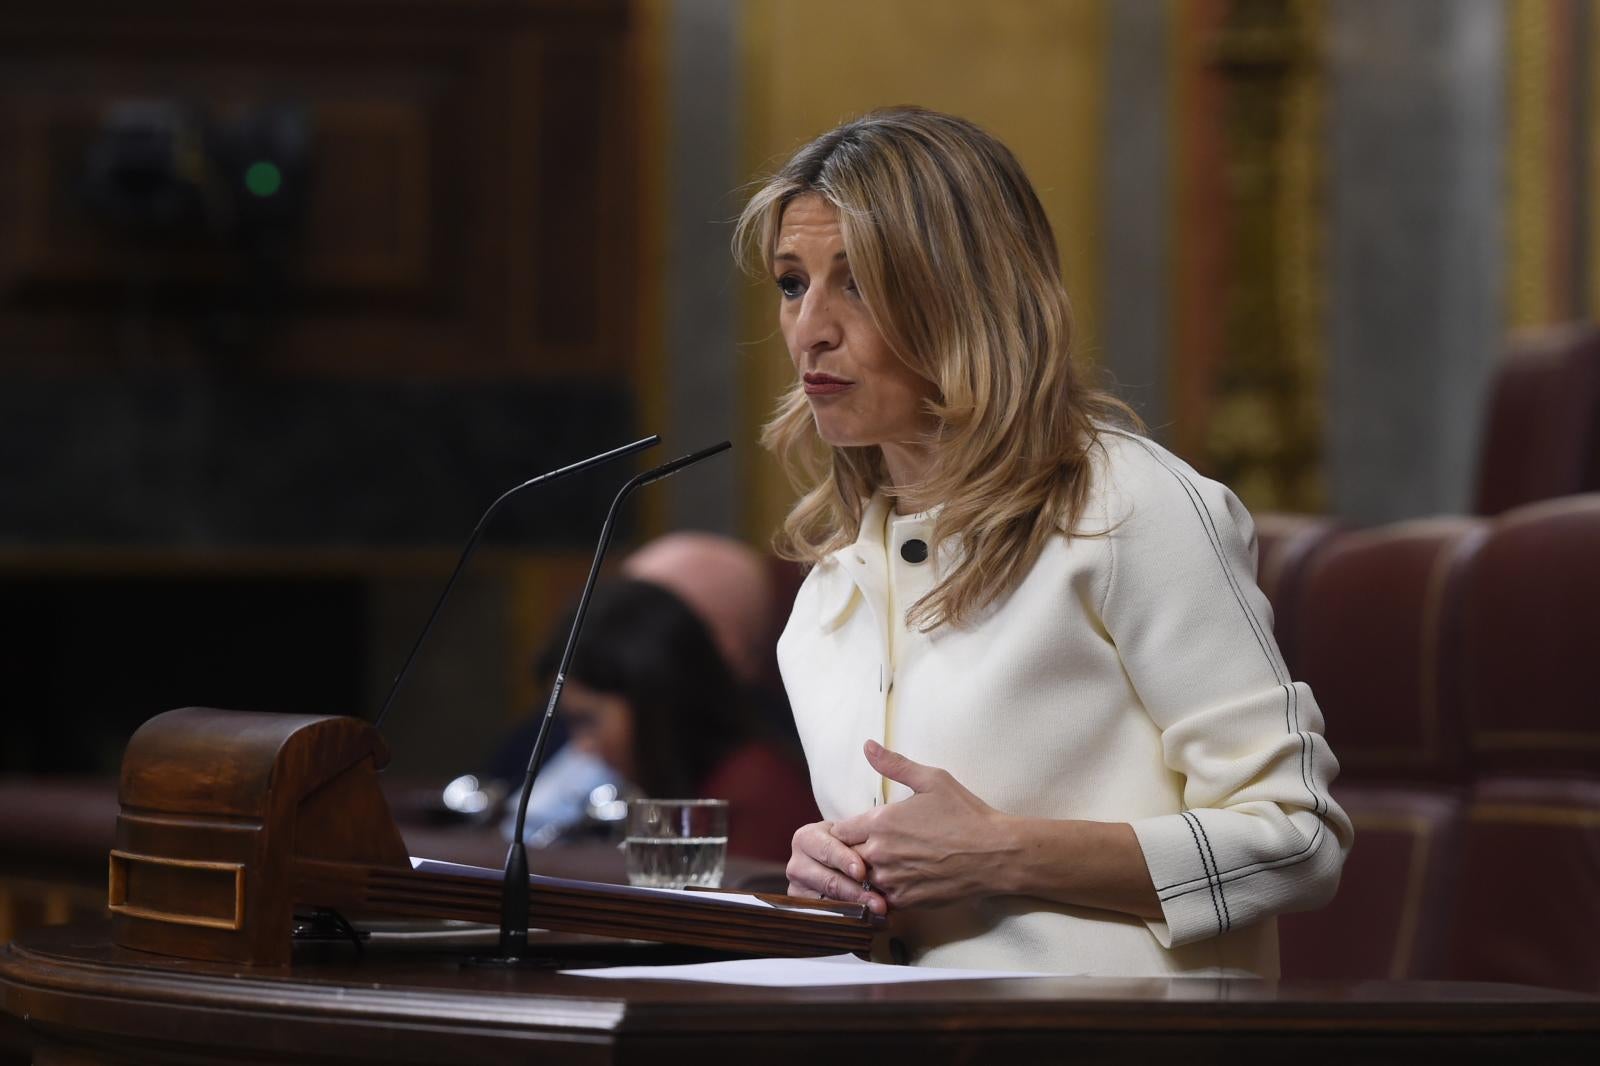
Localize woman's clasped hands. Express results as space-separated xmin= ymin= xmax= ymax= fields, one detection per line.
xmin=786 ymin=739 xmax=1017 ymax=914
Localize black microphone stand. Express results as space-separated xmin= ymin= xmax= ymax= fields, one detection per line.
xmin=370 ymin=435 xmax=659 ymax=732
xmin=484 ymin=440 xmax=732 ymax=965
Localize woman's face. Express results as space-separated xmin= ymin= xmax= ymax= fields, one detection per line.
xmin=559 ymin=678 xmax=635 ymax=783
xmin=773 ymin=194 xmax=937 ymax=450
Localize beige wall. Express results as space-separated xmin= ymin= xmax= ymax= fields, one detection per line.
xmin=734 ymin=0 xmax=1109 ymax=542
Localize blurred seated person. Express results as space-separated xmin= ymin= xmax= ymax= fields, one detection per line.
xmin=623 ymin=532 xmax=802 ymax=751
xmin=536 ymin=578 xmax=818 ymax=863
xmin=622 ymin=532 xmax=775 ymax=687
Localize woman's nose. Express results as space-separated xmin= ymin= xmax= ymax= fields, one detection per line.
xmin=793 ymin=289 xmax=842 ymax=355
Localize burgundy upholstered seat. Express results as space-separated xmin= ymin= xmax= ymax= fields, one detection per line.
xmin=1459 ymin=495 xmax=1600 ymax=777
xmin=1279 ymin=784 xmax=1463 ymax=980
xmin=1474 ymin=324 xmax=1600 ymax=516
xmin=1438 ymin=776 xmax=1600 ymax=993
xmin=1437 ymin=497 xmax=1600 ymax=991
xmin=1252 ymin=512 xmax=1342 ymax=676
xmin=1291 ymin=517 xmax=1487 ymax=784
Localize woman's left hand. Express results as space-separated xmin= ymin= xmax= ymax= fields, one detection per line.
xmin=830 ymin=739 xmax=1017 ymax=910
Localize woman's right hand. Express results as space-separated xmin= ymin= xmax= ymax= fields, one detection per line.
xmin=787 ymin=820 xmax=888 ymax=915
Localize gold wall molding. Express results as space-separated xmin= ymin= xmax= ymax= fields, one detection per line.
xmin=1507 ymin=0 xmax=1591 ymax=328
xmin=1508 ymin=0 xmax=1554 ymax=328
xmin=1174 ymin=0 xmax=1326 ymax=513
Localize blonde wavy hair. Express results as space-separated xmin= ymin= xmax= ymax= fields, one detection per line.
xmin=735 ymin=107 xmax=1137 ymax=630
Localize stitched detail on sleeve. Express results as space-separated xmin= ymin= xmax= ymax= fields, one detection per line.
xmin=1188 ymin=811 xmax=1231 ymax=931
xmin=1159 ymin=818 xmax=1328 ymax=901
xmin=1180 ymin=810 xmax=1225 ymax=936
xmin=1304 ymin=732 xmax=1327 ymax=816
xmin=1130 ymin=438 xmax=1286 ymax=684
xmin=1291 ymin=683 xmax=1327 ymax=816
xmin=1156 ymin=714 xmax=1331 ymax=897
xmin=1292 ymin=686 xmax=1316 ymax=815
xmin=1121 ymin=434 xmax=1337 ymax=900
xmin=1297 ymin=731 xmax=1315 ymax=816
xmin=1166 ymin=472 xmax=1285 ymax=683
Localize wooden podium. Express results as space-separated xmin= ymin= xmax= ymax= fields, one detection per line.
xmin=106 ymin=707 xmax=877 ymax=967
xmin=6 ymin=706 xmax=1595 ymax=1064
xmin=4 ymin=921 xmax=1600 ymax=1065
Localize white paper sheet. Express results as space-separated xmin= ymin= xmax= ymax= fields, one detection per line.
xmin=560 ymin=953 xmax=1068 ymax=987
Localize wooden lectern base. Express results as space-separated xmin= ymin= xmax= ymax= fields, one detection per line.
xmin=4 ymin=921 xmax=1599 ymax=1065
xmin=111 ymin=707 xmax=877 ymax=966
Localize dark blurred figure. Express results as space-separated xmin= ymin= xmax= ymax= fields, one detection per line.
xmin=539 ymin=579 xmax=818 ymax=863
xmin=621 ymin=533 xmax=775 ymax=687
xmin=622 ymin=532 xmax=803 ymax=753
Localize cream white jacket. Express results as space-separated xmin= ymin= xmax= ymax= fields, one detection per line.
xmin=777 ymin=432 xmax=1351 ymax=976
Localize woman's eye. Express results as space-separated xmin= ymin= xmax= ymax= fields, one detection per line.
xmin=776 ymin=275 xmax=805 ymax=299
xmin=844 ymin=276 xmax=861 ymax=297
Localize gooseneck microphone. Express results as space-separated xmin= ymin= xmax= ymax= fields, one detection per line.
xmin=370 ymin=435 xmax=660 ymax=732
xmin=493 ymin=439 xmax=733 ymax=963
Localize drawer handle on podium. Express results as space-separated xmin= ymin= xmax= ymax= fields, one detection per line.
xmin=108 ymin=850 xmax=246 ymax=931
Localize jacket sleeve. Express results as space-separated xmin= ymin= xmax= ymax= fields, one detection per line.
xmin=1099 ymin=439 xmax=1353 ymax=948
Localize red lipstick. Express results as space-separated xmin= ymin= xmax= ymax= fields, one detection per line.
xmin=803 ymin=371 xmax=854 ymax=396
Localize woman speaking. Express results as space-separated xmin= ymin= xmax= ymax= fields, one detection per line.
xmin=736 ymin=107 xmax=1351 ymax=977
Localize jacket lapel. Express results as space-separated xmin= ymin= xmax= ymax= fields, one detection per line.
xmin=817 ymin=493 xmax=892 ymax=649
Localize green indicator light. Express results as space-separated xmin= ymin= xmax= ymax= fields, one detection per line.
xmin=244 ymin=161 xmax=283 ymax=198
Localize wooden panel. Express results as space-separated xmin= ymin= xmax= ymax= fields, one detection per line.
xmin=0 ymin=0 xmax=633 ymax=379
xmin=3 ymin=96 xmax=432 ymax=291
xmin=109 ymin=852 xmax=244 ymax=931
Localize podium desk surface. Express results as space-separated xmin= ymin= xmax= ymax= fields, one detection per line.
xmin=4 ymin=921 xmax=1598 ymax=1066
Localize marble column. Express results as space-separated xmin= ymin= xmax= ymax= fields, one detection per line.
xmin=663 ymin=0 xmax=741 ymax=533
xmin=1325 ymin=0 xmax=1505 ymax=521
xmin=1101 ymin=0 xmax=1175 ymax=437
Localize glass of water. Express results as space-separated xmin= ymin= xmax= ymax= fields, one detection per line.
xmin=624 ymin=798 xmax=728 ymax=889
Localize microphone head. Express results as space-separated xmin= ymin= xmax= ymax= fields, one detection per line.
xmin=640 ymin=440 xmax=732 ymax=485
